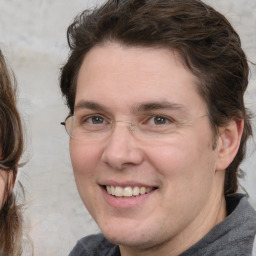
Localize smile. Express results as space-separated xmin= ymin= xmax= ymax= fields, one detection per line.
xmin=105 ymin=185 xmax=155 ymax=197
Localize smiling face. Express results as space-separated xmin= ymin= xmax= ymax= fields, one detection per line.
xmin=70 ymin=42 xmax=227 ymax=255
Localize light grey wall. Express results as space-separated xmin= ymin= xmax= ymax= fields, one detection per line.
xmin=0 ymin=1 xmax=255 ymax=255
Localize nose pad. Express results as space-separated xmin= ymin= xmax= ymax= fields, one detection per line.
xmin=115 ymin=121 xmax=136 ymax=133
xmin=101 ymin=121 xmax=143 ymax=170
xmin=129 ymin=123 xmax=136 ymax=132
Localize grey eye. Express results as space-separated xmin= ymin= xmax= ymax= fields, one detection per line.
xmin=84 ymin=115 xmax=105 ymax=124
xmin=92 ymin=116 xmax=104 ymax=124
xmin=153 ymin=116 xmax=168 ymax=125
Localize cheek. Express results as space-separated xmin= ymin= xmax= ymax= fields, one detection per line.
xmin=69 ymin=141 xmax=103 ymax=191
xmin=145 ymin=133 xmax=216 ymax=185
xmin=69 ymin=142 xmax=100 ymax=209
xmin=0 ymin=170 xmax=8 ymax=207
xmin=70 ymin=141 xmax=99 ymax=171
xmin=146 ymin=137 xmax=217 ymax=214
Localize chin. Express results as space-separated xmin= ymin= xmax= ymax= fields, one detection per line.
xmin=99 ymin=222 xmax=163 ymax=250
xmin=106 ymin=233 xmax=151 ymax=249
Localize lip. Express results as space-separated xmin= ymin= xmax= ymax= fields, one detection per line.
xmin=99 ymin=179 xmax=158 ymax=187
xmin=100 ymin=183 xmax=158 ymax=209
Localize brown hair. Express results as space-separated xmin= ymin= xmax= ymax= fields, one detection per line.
xmin=0 ymin=50 xmax=24 ymax=256
xmin=60 ymin=0 xmax=252 ymax=195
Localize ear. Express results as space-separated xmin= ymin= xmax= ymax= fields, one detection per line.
xmin=215 ymin=119 xmax=244 ymax=171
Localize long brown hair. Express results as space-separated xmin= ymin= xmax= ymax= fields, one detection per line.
xmin=0 ymin=49 xmax=24 ymax=256
xmin=60 ymin=0 xmax=252 ymax=195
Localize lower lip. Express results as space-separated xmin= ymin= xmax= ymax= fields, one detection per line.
xmin=101 ymin=186 xmax=156 ymax=209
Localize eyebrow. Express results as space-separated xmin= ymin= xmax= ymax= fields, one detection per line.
xmin=75 ymin=100 xmax=185 ymax=113
xmin=132 ymin=101 xmax=186 ymax=113
xmin=74 ymin=100 xmax=110 ymax=112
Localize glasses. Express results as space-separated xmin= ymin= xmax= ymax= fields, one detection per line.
xmin=61 ymin=114 xmax=208 ymax=142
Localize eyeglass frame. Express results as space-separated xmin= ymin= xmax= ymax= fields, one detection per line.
xmin=61 ymin=113 xmax=208 ymax=142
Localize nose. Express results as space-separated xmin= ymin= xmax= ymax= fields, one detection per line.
xmin=101 ymin=123 xmax=144 ymax=170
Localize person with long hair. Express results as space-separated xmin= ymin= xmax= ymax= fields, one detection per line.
xmin=0 ymin=49 xmax=24 ymax=256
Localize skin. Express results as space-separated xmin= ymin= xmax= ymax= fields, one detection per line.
xmin=0 ymin=169 xmax=8 ymax=207
xmin=69 ymin=42 xmax=242 ymax=256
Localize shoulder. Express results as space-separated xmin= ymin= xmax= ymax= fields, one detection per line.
xmin=182 ymin=194 xmax=256 ymax=256
xmin=68 ymin=233 xmax=119 ymax=256
xmin=253 ymin=235 xmax=256 ymax=256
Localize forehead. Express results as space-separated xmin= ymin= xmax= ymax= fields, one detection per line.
xmin=75 ymin=43 xmax=206 ymax=114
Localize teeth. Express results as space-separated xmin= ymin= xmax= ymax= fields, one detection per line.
xmin=106 ymin=185 xmax=154 ymax=197
xmin=106 ymin=186 xmax=111 ymax=194
xmin=123 ymin=187 xmax=133 ymax=197
xmin=115 ymin=186 xmax=123 ymax=197
xmin=140 ymin=187 xmax=146 ymax=195
xmin=133 ymin=186 xmax=140 ymax=196
xmin=146 ymin=187 xmax=152 ymax=193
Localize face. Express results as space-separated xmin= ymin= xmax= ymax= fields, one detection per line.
xmin=70 ymin=43 xmax=226 ymax=254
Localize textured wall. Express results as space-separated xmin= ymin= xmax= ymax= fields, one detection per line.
xmin=0 ymin=1 xmax=255 ymax=255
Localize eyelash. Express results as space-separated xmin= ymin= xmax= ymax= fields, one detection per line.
xmin=80 ymin=114 xmax=175 ymax=126
xmin=81 ymin=115 xmax=109 ymax=124
xmin=142 ymin=115 xmax=174 ymax=125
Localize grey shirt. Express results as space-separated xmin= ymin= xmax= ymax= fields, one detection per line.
xmin=69 ymin=194 xmax=256 ymax=256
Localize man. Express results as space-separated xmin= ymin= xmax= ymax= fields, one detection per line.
xmin=60 ymin=0 xmax=256 ymax=255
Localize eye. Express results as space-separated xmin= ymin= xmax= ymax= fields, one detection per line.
xmin=79 ymin=115 xmax=109 ymax=126
xmin=153 ymin=116 xmax=168 ymax=125
xmin=140 ymin=115 xmax=176 ymax=133
xmin=78 ymin=115 xmax=110 ymax=132
xmin=85 ymin=115 xmax=105 ymax=124
xmin=148 ymin=115 xmax=173 ymax=125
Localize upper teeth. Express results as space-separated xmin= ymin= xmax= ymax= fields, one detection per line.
xmin=106 ymin=186 xmax=153 ymax=197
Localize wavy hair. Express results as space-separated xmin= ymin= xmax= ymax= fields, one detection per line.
xmin=0 ymin=49 xmax=24 ymax=256
xmin=60 ymin=0 xmax=252 ymax=195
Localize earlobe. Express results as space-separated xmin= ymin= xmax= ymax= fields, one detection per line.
xmin=216 ymin=119 xmax=244 ymax=171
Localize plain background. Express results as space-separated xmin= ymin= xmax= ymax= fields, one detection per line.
xmin=0 ymin=1 xmax=255 ymax=255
